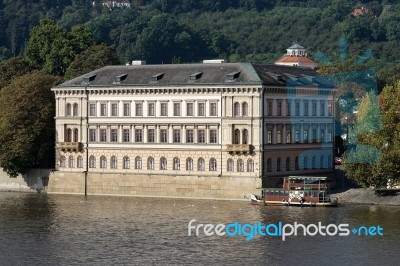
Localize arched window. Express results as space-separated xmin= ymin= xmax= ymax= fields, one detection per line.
xmin=186 ymin=158 xmax=193 ymax=170
xmin=304 ymin=156 xmax=308 ymax=169
xmin=198 ymin=158 xmax=205 ymax=171
xmin=286 ymin=157 xmax=290 ymax=171
xmin=147 ymin=157 xmax=154 ymax=170
xmin=295 ymin=157 xmax=299 ymax=170
xmin=60 ymin=156 xmax=66 ymax=167
xmin=242 ymin=102 xmax=248 ymax=116
xmin=100 ymin=156 xmax=107 ymax=168
xmin=66 ymin=128 xmax=72 ymax=142
xmin=277 ymin=158 xmax=281 ymax=172
xmin=237 ymin=159 xmax=244 ymax=172
xmin=160 ymin=157 xmax=167 ymax=170
xmin=89 ymin=156 xmax=96 ymax=168
xmin=65 ymin=103 xmax=71 ymax=116
xmin=73 ymin=129 xmax=78 ymax=142
xmin=135 ymin=156 xmax=142 ymax=169
xmin=73 ymin=103 xmax=78 ymax=116
xmin=173 ymin=157 xmax=180 ymax=170
xmin=267 ymin=158 xmax=272 ymax=172
xmin=227 ymin=159 xmax=234 ymax=172
xmin=247 ymin=159 xmax=254 ymax=172
xmin=233 ymin=129 xmax=240 ymax=144
xmin=233 ymin=102 xmax=240 ymax=116
xmin=242 ymin=129 xmax=248 ymax=144
xmin=320 ymin=155 xmax=324 ymax=168
xmin=111 ymin=156 xmax=117 ymax=169
xmin=77 ymin=156 xmax=83 ymax=168
xmin=123 ymin=156 xmax=130 ymax=169
xmin=209 ymin=158 xmax=217 ymax=171
xmin=312 ymin=156 xmax=316 ymax=169
xmin=68 ymin=156 xmax=74 ymax=168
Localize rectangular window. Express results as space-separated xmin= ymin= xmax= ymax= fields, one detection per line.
xmin=148 ymin=103 xmax=155 ymax=116
xmin=186 ymin=129 xmax=193 ymax=143
xmin=304 ymin=130 xmax=309 ymax=143
xmin=173 ymin=103 xmax=181 ymax=116
xmin=312 ymin=129 xmax=317 ymax=143
xmin=277 ymin=130 xmax=282 ymax=144
xmin=295 ymin=130 xmax=300 ymax=143
xmin=328 ymin=101 xmax=333 ymax=116
xmin=267 ymin=130 xmax=272 ymax=144
xmin=100 ymin=103 xmax=107 ymax=116
xmin=277 ymin=101 xmax=282 ymax=116
xmin=320 ymin=101 xmax=325 ymax=116
xmin=295 ymin=102 xmax=300 ymax=116
xmin=210 ymin=103 xmax=217 ymax=116
xmin=198 ymin=103 xmax=205 ymax=116
xmin=198 ymin=129 xmax=205 ymax=143
xmin=123 ymin=103 xmax=130 ymax=116
xmin=286 ymin=130 xmax=291 ymax=143
xmin=111 ymin=103 xmax=118 ymax=116
xmin=267 ymin=101 xmax=273 ymax=116
xmin=186 ymin=103 xmax=193 ymax=116
xmin=304 ymin=101 xmax=309 ymax=116
xmin=321 ymin=129 xmax=325 ymax=143
xmin=160 ymin=129 xmax=168 ymax=143
xmin=210 ymin=129 xmax=217 ymax=143
xmin=111 ymin=129 xmax=118 ymax=142
xmin=328 ymin=129 xmax=333 ymax=142
xmin=89 ymin=103 xmax=96 ymax=116
xmin=286 ymin=101 xmax=291 ymax=116
xmin=312 ymin=102 xmax=317 ymax=116
xmin=173 ymin=129 xmax=181 ymax=143
xmin=135 ymin=129 xmax=142 ymax=142
xmin=89 ymin=129 xmax=96 ymax=142
xmin=135 ymin=103 xmax=143 ymax=116
xmin=148 ymin=129 xmax=155 ymax=143
xmin=100 ymin=129 xmax=107 ymax=142
xmin=161 ymin=103 xmax=168 ymax=116
xmin=123 ymin=129 xmax=130 ymax=142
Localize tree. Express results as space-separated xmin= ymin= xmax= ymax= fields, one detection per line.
xmin=0 ymin=71 xmax=62 ymax=177
xmin=0 ymin=57 xmax=34 ymax=89
xmin=24 ymin=19 xmax=95 ymax=76
xmin=65 ymin=44 xmax=120 ymax=80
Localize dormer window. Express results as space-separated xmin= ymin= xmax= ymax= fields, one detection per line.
xmin=83 ymin=74 xmax=96 ymax=84
xmin=190 ymin=72 xmax=202 ymax=80
xmin=227 ymin=71 xmax=240 ymax=81
xmin=114 ymin=74 xmax=128 ymax=84
xmin=152 ymin=73 xmax=164 ymax=82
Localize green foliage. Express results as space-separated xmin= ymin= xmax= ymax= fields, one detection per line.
xmin=65 ymin=44 xmax=120 ymax=80
xmin=343 ymin=82 xmax=400 ymax=188
xmin=0 ymin=57 xmax=34 ymax=89
xmin=24 ymin=19 xmax=94 ymax=76
xmin=0 ymin=71 xmax=62 ymax=177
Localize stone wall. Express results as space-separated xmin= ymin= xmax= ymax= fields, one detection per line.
xmin=0 ymin=168 xmax=51 ymax=192
xmin=48 ymin=171 xmax=262 ymax=199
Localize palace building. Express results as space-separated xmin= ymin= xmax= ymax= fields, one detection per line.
xmin=49 ymin=60 xmax=336 ymax=199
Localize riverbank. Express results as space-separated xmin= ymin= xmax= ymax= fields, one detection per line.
xmin=331 ymin=188 xmax=400 ymax=206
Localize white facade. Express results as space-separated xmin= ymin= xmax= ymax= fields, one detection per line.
xmin=52 ymin=63 xmax=335 ymax=195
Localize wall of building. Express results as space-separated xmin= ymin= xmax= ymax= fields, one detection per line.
xmin=48 ymin=171 xmax=262 ymax=199
xmin=0 ymin=168 xmax=51 ymax=192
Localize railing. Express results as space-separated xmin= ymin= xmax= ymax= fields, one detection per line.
xmin=226 ymin=144 xmax=252 ymax=155
xmin=58 ymin=142 xmax=82 ymax=152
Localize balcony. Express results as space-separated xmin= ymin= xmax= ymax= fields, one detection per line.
xmin=58 ymin=142 xmax=82 ymax=152
xmin=226 ymin=144 xmax=252 ymax=155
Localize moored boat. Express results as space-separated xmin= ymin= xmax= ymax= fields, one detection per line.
xmin=261 ymin=176 xmax=338 ymax=207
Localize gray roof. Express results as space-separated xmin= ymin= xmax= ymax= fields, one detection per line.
xmin=288 ymin=43 xmax=305 ymax=49
xmin=57 ymin=63 xmax=333 ymax=88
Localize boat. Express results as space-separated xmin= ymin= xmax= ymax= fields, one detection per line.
xmin=258 ymin=176 xmax=338 ymax=207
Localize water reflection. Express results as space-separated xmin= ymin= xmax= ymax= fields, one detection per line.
xmin=0 ymin=192 xmax=398 ymax=265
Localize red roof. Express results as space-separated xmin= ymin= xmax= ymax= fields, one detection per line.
xmin=275 ymin=56 xmax=317 ymax=64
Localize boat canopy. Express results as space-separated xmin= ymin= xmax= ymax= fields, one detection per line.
xmin=287 ymin=176 xmax=327 ymax=180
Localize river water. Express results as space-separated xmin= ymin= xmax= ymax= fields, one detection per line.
xmin=0 ymin=192 xmax=398 ymax=265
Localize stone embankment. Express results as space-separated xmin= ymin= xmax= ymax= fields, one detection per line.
xmin=331 ymin=188 xmax=400 ymax=206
